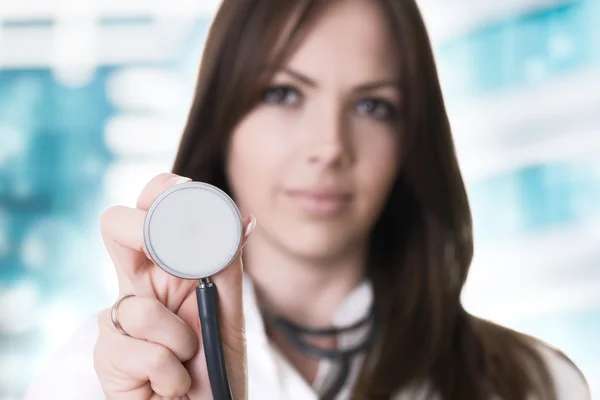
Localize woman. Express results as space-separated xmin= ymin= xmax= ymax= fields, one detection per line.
xmin=26 ymin=0 xmax=590 ymax=399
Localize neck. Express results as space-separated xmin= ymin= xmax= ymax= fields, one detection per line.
xmin=243 ymin=232 xmax=367 ymax=328
xmin=242 ymin=229 xmax=368 ymax=385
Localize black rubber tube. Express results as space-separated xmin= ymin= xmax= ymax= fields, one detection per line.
xmin=320 ymin=356 xmax=351 ymax=400
xmin=270 ymin=309 xmax=378 ymax=360
xmin=196 ymin=283 xmax=233 ymax=400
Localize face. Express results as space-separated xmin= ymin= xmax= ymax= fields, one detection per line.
xmin=226 ymin=0 xmax=402 ymax=261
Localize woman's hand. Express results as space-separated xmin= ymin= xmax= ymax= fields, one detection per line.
xmin=95 ymin=295 xmax=198 ymax=399
xmin=94 ymin=173 xmax=254 ymax=399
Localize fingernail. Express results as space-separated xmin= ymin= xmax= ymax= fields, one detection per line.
xmin=166 ymin=176 xmax=191 ymax=188
xmin=244 ymin=215 xmax=257 ymax=237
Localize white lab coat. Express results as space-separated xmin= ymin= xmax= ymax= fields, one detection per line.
xmin=25 ymin=276 xmax=590 ymax=399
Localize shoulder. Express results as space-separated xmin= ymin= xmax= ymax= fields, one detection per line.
xmin=24 ymin=313 xmax=105 ymax=400
xmin=533 ymin=340 xmax=591 ymax=400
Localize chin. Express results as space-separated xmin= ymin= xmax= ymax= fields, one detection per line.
xmin=280 ymin=223 xmax=363 ymax=263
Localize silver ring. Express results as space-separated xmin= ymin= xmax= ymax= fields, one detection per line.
xmin=110 ymin=294 xmax=136 ymax=336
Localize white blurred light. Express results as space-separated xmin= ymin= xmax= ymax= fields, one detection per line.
xmin=41 ymin=300 xmax=82 ymax=351
xmin=0 ymin=0 xmax=214 ymax=68
xmin=103 ymin=161 xmax=173 ymax=206
xmin=458 ymin=127 xmax=600 ymax=182
xmin=51 ymin=20 xmax=98 ymax=88
xmin=449 ymin=67 xmax=600 ymax=181
xmin=0 ymin=353 xmax=37 ymax=390
xmin=0 ymin=0 xmax=220 ymax=20
xmin=100 ymin=261 xmax=119 ymax=300
xmin=0 ymin=0 xmax=575 ymax=59
xmin=463 ymin=213 xmax=600 ymax=325
xmin=152 ymin=0 xmax=222 ymax=17
xmin=53 ymin=64 xmax=97 ymax=88
xmin=464 ymin=277 xmax=600 ymax=325
xmin=0 ymin=282 xmax=42 ymax=334
xmin=417 ymin=0 xmax=573 ymax=43
xmin=104 ymin=114 xmax=184 ymax=157
xmin=467 ymin=213 xmax=600 ymax=286
xmin=49 ymin=0 xmax=99 ymax=86
xmin=0 ymin=24 xmax=174 ymax=68
xmin=437 ymin=56 xmax=472 ymax=97
xmin=0 ymin=125 xmax=27 ymax=166
xmin=54 ymin=0 xmax=100 ymax=19
xmin=106 ymin=68 xmax=189 ymax=113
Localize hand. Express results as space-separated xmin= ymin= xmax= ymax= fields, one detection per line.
xmin=95 ymin=296 xmax=197 ymax=399
xmin=94 ymin=173 xmax=254 ymax=399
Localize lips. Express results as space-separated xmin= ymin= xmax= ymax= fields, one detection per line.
xmin=285 ymin=189 xmax=352 ymax=216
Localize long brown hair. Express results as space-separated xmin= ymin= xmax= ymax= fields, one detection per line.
xmin=172 ymin=0 xmax=576 ymax=398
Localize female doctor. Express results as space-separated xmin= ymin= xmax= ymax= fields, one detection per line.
xmin=26 ymin=0 xmax=590 ymax=399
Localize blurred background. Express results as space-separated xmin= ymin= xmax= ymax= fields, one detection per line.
xmin=0 ymin=0 xmax=598 ymax=398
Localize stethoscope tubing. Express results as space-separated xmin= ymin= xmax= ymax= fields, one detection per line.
xmin=196 ymin=278 xmax=233 ymax=400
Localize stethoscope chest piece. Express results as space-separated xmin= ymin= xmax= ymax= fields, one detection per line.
xmin=143 ymin=181 xmax=243 ymax=280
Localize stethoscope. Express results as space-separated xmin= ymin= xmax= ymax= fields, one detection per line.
xmin=143 ymin=181 xmax=377 ymax=400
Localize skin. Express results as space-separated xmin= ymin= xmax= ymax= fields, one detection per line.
xmin=94 ymin=0 xmax=401 ymax=398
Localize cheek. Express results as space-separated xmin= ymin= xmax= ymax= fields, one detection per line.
xmin=354 ymin=127 xmax=400 ymax=208
xmin=226 ymin=109 xmax=291 ymax=211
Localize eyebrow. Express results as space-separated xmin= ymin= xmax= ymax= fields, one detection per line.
xmin=277 ymin=67 xmax=402 ymax=93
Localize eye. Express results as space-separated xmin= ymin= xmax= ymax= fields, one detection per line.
xmin=355 ymin=98 xmax=397 ymax=121
xmin=263 ymin=85 xmax=303 ymax=106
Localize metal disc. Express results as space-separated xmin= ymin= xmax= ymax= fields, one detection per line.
xmin=144 ymin=182 xmax=243 ymax=280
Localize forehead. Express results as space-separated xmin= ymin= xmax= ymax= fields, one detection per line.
xmin=284 ymin=0 xmax=400 ymax=79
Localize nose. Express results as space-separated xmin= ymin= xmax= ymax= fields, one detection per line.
xmin=306 ymin=107 xmax=354 ymax=168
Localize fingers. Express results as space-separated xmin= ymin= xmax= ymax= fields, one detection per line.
xmin=127 ymin=339 xmax=191 ymax=397
xmin=104 ymin=335 xmax=191 ymax=398
xmin=100 ymin=206 xmax=147 ymax=256
xmin=101 ymin=172 xmax=191 ymax=255
xmin=149 ymin=394 xmax=189 ymax=400
xmin=115 ymin=296 xmax=198 ymax=361
xmin=100 ymin=173 xmax=191 ymax=289
xmin=136 ymin=173 xmax=191 ymax=211
xmin=96 ymin=309 xmax=193 ymax=399
xmin=99 ymin=206 xmax=150 ymax=293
